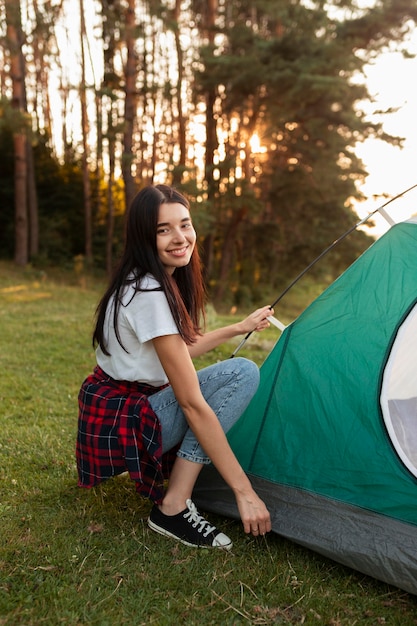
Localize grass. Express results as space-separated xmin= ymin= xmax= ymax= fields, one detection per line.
xmin=1 ymin=260 xmax=417 ymax=625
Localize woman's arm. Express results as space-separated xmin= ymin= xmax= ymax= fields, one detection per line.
xmin=152 ymin=333 xmax=271 ymax=535
xmin=188 ymin=305 xmax=273 ymax=358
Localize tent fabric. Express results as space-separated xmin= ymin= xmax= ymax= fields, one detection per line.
xmin=193 ymin=218 xmax=417 ymax=594
xmin=193 ymin=470 xmax=417 ymax=595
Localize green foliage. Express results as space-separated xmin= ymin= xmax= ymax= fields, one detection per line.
xmin=193 ymin=0 xmax=414 ymax=302
xmin=91 ymin=0 xmax=414 ymax=298
xmin=0 ymin=125 xmax=124 ymax=268
xmin=0 ymin=123 xmax=85 ymax=264
xmin=33 ymin=141 xmax=86 ymax=263
xmin=168 ymin=0 xmax=414 ymax=304
xmin=1 ymin=262 xmax=417 ymax=624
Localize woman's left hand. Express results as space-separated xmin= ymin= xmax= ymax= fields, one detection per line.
xmin=238 ymin=306 xmax=274 ymax=334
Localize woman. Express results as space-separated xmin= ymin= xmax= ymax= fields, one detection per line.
xmin=76 ymin=184 xmax=272 ymax=550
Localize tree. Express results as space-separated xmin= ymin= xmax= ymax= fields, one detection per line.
xmin=121 ymin=0 xmax=138 ymax=209
xmin=193 ymin=0 xmax=417 ymax=303
xmin=3 ymin=0 xmax=63 ymax=265
xmin=0 ymin=102 xmax=16 ymax=259
xmin=79 ymin=0 xmax=93 ymax=264
xmin=5 ymin=0 xmax=29 ymax=266
xmin=100 ymin=0 xmax=121 ymax=275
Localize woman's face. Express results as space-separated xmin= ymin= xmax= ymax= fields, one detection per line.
xmin=156 ymin=202 xmax=196 ymax=274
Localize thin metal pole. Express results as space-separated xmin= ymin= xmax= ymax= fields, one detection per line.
xmin=231 ymin=182 xmax=417 ymax=358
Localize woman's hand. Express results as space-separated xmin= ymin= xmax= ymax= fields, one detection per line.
xmin=237 ymin=306 xmax=274 ymax=335
xmin=234 ymin=487 xmax=272 ymax=536
xmin=187 ymin=305 xmax=274 ymax=358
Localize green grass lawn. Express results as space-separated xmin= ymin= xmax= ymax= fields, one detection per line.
xmin=1 ymin=261 xmax=417 ymax=625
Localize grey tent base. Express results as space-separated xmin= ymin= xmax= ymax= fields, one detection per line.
xmin=193 ymin=465 xmax=417 ymax=596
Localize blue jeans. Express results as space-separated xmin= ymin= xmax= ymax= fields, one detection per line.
xmin=148 ymin=357 xmax=259 ymax=464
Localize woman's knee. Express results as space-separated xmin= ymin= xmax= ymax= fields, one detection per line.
xmin=197 ymin=357 xmax=260 ymax=401
xmin=232 ymin=357 xmax=260 ymax=394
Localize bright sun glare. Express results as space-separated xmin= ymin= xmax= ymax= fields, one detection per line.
xmin=354 ymin=29 xmax=417 ymax=236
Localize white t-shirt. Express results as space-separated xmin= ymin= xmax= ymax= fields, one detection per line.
xmin=96 ymin=274 xmax=179 ymax=386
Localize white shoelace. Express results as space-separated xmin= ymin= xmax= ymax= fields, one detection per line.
xmin=184 ymin=499 xmax=216 ymax=537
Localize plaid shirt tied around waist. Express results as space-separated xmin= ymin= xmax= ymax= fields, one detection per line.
xmin=76 ymin=365 xmax=175 ymax=504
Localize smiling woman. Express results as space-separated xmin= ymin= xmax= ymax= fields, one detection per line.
xmin=76 ymin=183 xmax=273 ymax=550
xmin=156 ymin=203 xmax=197 ymax=274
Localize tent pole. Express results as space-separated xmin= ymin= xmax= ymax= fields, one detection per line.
xmin=231 ymin=182 xmax=417 ymax=358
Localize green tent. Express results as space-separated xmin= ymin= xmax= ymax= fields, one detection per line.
xmin=194 ymin=218 xmax=417 ymax=595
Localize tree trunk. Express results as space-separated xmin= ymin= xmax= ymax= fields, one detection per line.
xmin=79 ymin=0 xmax=93 ymax=264
xmin=214 ymin=207 xmax=246 ymax=303
xmin=198 ymin=0 xmax=218 ymax=282
xmin=27 ymin=141 xmax=39 ymax=258
xmin=101 ymin=0 xmax=119 ymax=276
xmin=5 ymin=0 xmax=29 ymax=266
xmin=22 ymin=0 xmax=41 ymax=258
xmin=13 ymin=133 xmax=28 ymax=266
xmin=106 ymin=157 xmax=115 ymax=277
xmin=172 ymin=0 xmax=186 ymax=186
xmin=122 ymin=0 xmax=137 ymax=209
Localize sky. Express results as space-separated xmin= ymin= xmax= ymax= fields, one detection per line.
xmin=354 ymin=30 xmax=417 ymax=236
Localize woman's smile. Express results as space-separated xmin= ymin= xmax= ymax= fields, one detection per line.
xmin=167 ymin=245 xmax=189 ymax=256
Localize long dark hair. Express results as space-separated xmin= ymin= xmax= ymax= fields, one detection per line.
xmin=93 ymin=184 xmax=206 ymax=355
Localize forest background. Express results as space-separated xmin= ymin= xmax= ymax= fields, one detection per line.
xmin=1 ymin=0 xmax=417 ymax=309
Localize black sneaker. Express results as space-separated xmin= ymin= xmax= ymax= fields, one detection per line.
xmin=147 ymin=498 xmax=233 ymax=550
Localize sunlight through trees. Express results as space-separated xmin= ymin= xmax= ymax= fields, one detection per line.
xmin=1 ymin=0 xmax=416 ymax=303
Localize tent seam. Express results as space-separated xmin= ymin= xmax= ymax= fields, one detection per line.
xmin=248 ymin=323 xmax=294 ymax=472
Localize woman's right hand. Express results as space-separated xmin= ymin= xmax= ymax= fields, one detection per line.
xmin=235 ymin=487 xmax=271 ymax=537
xmin=237 ymin=306 xmax=274 ymax=335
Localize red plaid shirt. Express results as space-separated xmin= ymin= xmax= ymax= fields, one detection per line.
xmin=76 ymin=366 xmax=175 ymax=503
